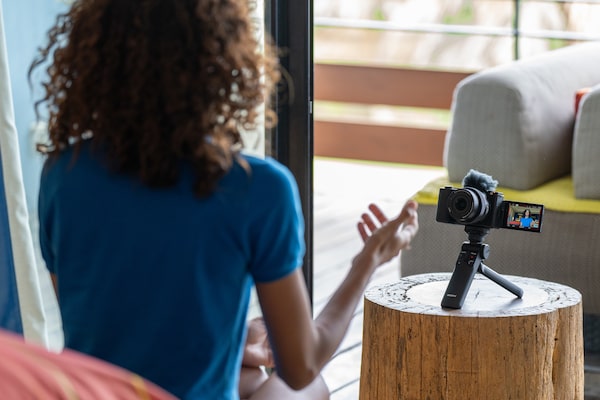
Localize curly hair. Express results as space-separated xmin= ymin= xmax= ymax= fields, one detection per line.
xmin=30 ymin=0 xmax=280 ymax=196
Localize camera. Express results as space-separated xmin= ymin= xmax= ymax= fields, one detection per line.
xmin=436 ymin=186 xmax=544 ymax=232
xmin=436 ymin=186 xmax=504 ymax=228
xmin=435 ymin=170 xmax=544 ymax=309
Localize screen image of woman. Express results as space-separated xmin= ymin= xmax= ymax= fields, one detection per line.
xmin=519 ymin=209 xmax=533 ymax=228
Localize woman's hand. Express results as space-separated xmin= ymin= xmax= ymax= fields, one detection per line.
xmin=242 ymin=317 xmax=274 ymax=368
xmin=354 ymin=200 xmax=419 ymax=270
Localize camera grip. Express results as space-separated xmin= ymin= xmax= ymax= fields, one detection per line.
xmin=441 ymin=244 xmax=481 ymax=309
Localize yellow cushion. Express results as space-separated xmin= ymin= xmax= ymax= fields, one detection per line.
xmin=414 ymin=174 xmax=600 ymax=214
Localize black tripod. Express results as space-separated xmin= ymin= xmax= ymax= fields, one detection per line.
xmin=441 ymin=226 xmax=523 ymax=309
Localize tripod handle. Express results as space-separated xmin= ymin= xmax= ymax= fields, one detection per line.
xmin=441 ymin=247 xmax=480 ymax=309
xmin=479 ymin=263 xmax=524 ymax=298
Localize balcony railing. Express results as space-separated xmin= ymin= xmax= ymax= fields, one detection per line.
xmin=313 ymin=0 xmax=600 ymax=166
xmin=314 ymin=64 xmax=470 ymax=166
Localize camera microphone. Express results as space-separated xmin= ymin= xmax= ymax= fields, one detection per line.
xmin=462 ymin=169 xmax=498 ymax=192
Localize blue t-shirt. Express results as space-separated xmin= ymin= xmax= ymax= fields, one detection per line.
xmin=520 ymin=217 xmax=533 ymax=228
xmin=38 ymin=142 xmax=305 ymax=399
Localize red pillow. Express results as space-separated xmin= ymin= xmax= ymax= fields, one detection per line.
xmin=0 ymin=329 xmax=176 ymax=400
xmin=575 ymin=87 xmax=591 ymax=115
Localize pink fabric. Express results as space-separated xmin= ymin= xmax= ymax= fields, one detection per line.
xmin=0 ymin=329 xmax=177 ymax=399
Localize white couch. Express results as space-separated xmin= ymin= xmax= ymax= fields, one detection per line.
xmin=400 ymin=41 xmax=600 ymax=353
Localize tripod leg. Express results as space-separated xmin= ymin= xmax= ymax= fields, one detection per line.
xmin=479 ymin=263 xmax=523 ymax=298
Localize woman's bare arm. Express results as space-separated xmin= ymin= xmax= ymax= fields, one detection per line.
xmin=255 ymin=200 xmax=418 ymax=390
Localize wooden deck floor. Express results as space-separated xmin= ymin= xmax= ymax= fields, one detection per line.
xmin=312 ymin=158 xmax=445 ymax=398
xmin=309 ymin=158 xmax=600 ymax=400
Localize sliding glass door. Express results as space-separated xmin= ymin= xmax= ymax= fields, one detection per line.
xmin=264 ymin=0 xmax=314 ymax=301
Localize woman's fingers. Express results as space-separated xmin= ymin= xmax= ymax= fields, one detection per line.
xmin=360 ymin=212 xmax=377 ymax=233
xmin=357 ymin=222 xmax=369 ymax=242
xmin=358 ymin=203 xmax=390 ymax=242
xmin=367 ymin=203 xmax=388 ymax=225
xmin=353 ymin=201 xmax=420 ymax=270
xmin=357 ymin=201 xmax=419 ymax=243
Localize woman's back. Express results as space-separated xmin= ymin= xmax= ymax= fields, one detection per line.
xmin=39 ymin=142 xmax=304 ymax=398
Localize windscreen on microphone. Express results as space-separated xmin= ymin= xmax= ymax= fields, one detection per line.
xmin=461 ymin=169 xmax=498 ymax=192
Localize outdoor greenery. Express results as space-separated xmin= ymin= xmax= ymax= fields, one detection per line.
xmin=442 ymin=0 xmax=474 ymax=25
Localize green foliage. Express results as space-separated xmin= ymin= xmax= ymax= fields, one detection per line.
xmin=442 ymin=1 xmax=474 ymax=25
xmin=372 ymin=7 xmax=386 ymax=21
xmin=548 ymin=38 xmax=568 ymax=51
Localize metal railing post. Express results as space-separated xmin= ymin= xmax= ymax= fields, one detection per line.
xmin=514 ymin=0 xmax=521 ymax=60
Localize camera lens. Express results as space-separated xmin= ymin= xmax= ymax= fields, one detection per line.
xmin=447 ymin=188 xmax=489 ymax=224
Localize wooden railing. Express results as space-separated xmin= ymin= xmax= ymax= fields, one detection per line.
xmin=313 ymin=63 xmax=472 ymax=166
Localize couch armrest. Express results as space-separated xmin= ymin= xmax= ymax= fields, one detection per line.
xmin=445 ymin=42 xmax=600 ymax=190
xmin=573 ymin=84 xmax=600 ymax=199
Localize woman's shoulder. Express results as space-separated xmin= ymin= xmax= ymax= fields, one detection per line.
xmin=233 ymin=154 xmax=299 ymax=198
xmin=239 ymin=154 xmax=295 ymax=183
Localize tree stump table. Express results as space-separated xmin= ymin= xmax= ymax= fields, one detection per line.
xmin=359 ymin=273 xmax=583 ymax=400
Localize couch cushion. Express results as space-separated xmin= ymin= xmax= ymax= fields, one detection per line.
xmin=413 ymin=174 xmax=600 ymax=214
xmin=573 ymin=84 xmax=600 ymax=199
xmin=445 ymin=42 xmax=600 ymax=190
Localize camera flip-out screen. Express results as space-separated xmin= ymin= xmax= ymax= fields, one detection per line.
xmin=503 ymin=201 xmax=544 ymax=232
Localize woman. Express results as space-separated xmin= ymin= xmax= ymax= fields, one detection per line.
xmin=519 ymin=209 xmax=533 ymax=229
xmin=31 ymin=1 xmax=419 ymax=399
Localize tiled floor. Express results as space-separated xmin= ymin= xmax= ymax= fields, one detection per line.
xmin=311 ymin=158 xmax=600 ymax=399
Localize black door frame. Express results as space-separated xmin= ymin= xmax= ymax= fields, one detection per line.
xmin=265 ymin=0 xmax=314 ymax=304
